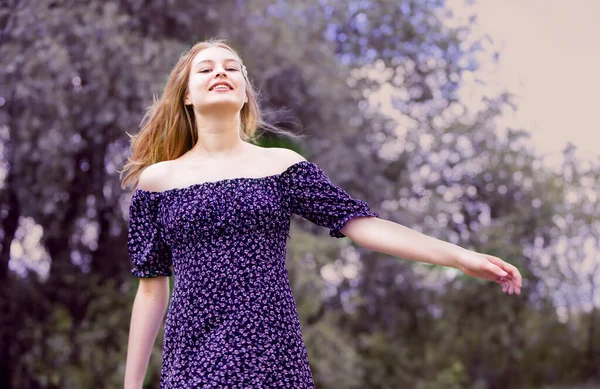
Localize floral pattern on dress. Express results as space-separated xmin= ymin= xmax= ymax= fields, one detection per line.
xmin=127 ymin=160 xmax=378 ymax=388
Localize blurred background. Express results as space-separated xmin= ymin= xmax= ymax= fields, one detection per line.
xmin=1 ymin=0 xmax=599 ymax=388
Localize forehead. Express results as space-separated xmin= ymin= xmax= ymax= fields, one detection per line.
xmin=192 ymin=47 xmax=241 ymax=66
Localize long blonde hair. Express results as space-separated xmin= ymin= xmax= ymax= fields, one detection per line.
xmin=119 ymin=37 xmax=300 ymax=192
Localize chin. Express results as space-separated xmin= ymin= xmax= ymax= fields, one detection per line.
xmin=197 ymin=100 xmax=245 ymax=114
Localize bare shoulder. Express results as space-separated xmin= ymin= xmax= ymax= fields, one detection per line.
xmin=268 ymin=147 xmax=307 ymax=170
xmin=136 ymin=161 xmax=172 ymax=192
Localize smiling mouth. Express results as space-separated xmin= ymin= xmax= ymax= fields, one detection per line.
xmin=210 ymin=84 xmax=233 ymax=91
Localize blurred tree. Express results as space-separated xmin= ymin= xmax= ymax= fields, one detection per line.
xmin=1 ymin=0 xmax=598 ymax=388
xmin=546 ymin=144 xmax=600 ymax=382
xmin=0 ymin=1 xmax=225 ymax=387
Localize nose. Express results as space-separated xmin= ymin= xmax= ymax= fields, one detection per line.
xmin=215 ymin=67 xmax=227 ymax=78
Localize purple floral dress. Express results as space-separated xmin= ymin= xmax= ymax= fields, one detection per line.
xmin=127 ymin=161 xmax=378 ymax=388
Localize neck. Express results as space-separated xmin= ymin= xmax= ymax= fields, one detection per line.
xmin=189 ymin=113 xmax=246 ymax=157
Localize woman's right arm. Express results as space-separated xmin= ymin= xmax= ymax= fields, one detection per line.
xmin=124 ymin=276 xmax=170 ymax=389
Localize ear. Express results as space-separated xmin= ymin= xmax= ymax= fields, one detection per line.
xmin=184 ymin=93 xmax=192 ymax=106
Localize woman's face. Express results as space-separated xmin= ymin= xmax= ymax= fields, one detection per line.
xmin=185 ymin=46 xmax=247 ymax=114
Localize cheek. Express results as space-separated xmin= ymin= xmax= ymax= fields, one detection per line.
xmin=187 ymin=79 xmax=209 ymax=99
xmin=238 ymin=80 xmax=247 ymax=95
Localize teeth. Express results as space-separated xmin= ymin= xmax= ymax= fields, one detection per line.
xmin=212 ymin=85 xmax=231 ymax=90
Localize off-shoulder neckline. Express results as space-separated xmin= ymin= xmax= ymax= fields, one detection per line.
xmin=133 ymin=160 xmax=314 ymax=196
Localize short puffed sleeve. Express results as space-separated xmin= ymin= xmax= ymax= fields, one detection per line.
xmin=280 ymin=161 xmax=379 ymax=238
xmin=127 ymin=189 xmax=173 ymax=277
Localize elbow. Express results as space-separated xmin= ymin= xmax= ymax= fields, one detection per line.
xmin=136 ymin=276 xmax=170 ymax=305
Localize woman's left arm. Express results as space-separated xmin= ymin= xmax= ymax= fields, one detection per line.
xmin=341 ymin=216 xmax=522 ymax=295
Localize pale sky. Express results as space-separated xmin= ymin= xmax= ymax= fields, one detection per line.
xmin=450 ymin=0 xmax=600 ymax=164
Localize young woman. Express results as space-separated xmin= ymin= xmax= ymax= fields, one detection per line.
xmin=120 ymin=38 xmax=522 ymax=389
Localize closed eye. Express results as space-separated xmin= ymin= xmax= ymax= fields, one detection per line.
xmin=198 ymin=68 xmax=239 ymax=73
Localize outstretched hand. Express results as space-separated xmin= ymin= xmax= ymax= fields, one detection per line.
xmin=455 ymin=249 xmax=522 ymax=295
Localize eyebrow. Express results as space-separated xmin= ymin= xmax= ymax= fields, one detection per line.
xmin=194 ymin=59 xmax=241 ymax=69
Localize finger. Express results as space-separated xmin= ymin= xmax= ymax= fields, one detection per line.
xmin=488 ymin=256 xmax=521 ymax=286
xmin=510 ymin=279 xmax=521 ymax=295
xmin=504 ymin=264 xmax=521 ymax=286
xmin=486 ymin=262 xmax=509 ymax=279
xmin=497 ymin=276 xmax=518 ymax=295
xmin=509 ymin=279 xmax=520 ymax=295
xmin=512 ymin=266 xmax=523 ymax=287
xmin=487 ymin=255 xmax=511 ymax=273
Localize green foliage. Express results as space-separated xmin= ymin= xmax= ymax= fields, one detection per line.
xmin=416 ymin=361 xmax=470 ymax=389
